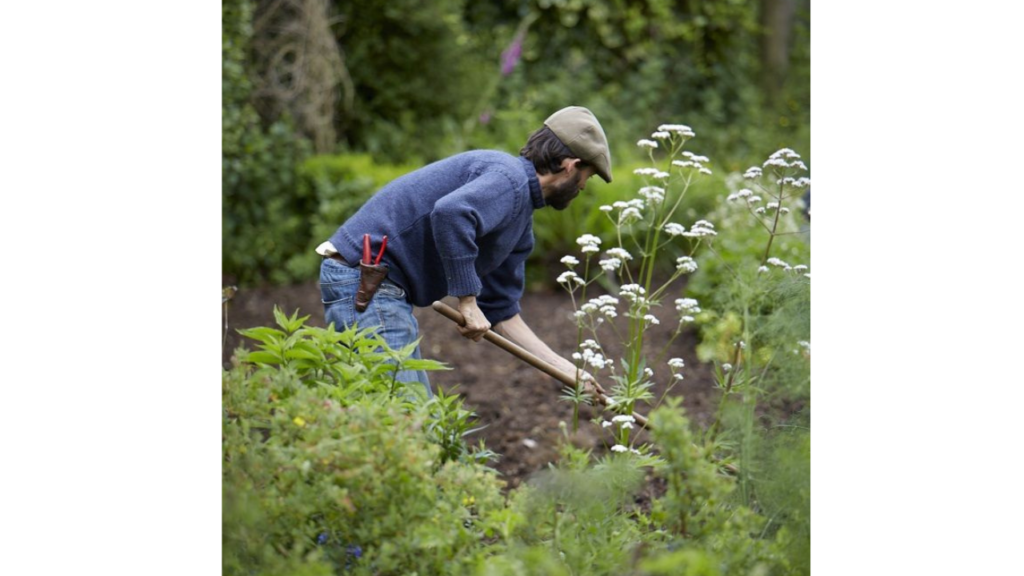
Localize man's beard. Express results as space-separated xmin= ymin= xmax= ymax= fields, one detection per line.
xmin=546 ymin=176 xmax=579 ymax=211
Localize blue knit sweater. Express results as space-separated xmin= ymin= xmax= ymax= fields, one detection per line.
xmin=328 ymin=151 xmax=545 ymax=324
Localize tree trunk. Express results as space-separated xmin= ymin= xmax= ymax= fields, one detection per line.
xmin=759 ymin=0 xmax=797 ymax=106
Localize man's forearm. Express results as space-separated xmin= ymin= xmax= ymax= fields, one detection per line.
xmin=494 ymin=314 xmax=577 ymax=376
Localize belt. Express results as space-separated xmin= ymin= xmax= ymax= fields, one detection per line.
xmin=326 ymin=253 xmax=351 ymax=266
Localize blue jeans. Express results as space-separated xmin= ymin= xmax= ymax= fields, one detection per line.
xmin=319 ymin=258 xmax=432 ymax=398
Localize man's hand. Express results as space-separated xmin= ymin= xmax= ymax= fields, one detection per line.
xmin=457 ymin=296 xmax=491 ymax=341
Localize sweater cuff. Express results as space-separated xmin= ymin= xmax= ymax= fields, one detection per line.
xmin=481 ymin=300 xmax=520 ymax=326
xmin=442 ymin=256 xmax=482 ymax=297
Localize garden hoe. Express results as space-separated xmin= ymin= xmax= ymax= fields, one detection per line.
xmin=431 ymin=300 xmax=651 ymax=430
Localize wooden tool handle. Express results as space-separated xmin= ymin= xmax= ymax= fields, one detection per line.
xmin=431 ymin=300 xmax=650 ymax=429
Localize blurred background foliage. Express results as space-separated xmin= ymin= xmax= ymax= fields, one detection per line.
xmin=223 ymin=0 xmax=810 ymax=286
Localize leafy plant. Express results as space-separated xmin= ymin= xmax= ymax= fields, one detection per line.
xmin=237 ymin=306 xmax=436 ymax=402
xmin=223 ymin=367 xmax=507 ymax=575
xmin=551 ymin=124 xmax=720 ymax=434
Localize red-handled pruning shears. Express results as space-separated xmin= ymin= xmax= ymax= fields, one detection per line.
xmin=361 ymin=234 xmax=388 ymax=265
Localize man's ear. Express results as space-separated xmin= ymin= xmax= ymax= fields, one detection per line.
xmin=562 ymin=157 xmax=581 ymax=172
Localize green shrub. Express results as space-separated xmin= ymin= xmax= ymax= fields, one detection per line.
xmin=686 ymin=162 xmax=811 ymax=402
xmin=332 ymin=0 xmax=494 ymax=162
xmin=222 ymin=0 xmax=313 ymax=286
xmin=644 ymin=400 xmax=785 ymax=575
xmin=223 ymin=308 xmax=506 ymax=575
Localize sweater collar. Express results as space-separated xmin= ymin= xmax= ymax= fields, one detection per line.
xmin=519 ymin=156 xmax=546 ymax=210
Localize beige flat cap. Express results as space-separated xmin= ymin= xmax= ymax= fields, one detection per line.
xmin=544 ymin=106 xmax=613 ymax=183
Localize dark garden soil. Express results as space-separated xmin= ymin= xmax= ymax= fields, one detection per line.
xmin=222 ymin=277 xmax=720 ymax=490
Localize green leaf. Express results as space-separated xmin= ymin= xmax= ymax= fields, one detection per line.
xmin=462 ymin=425 xmax=489 ymax=437
xmin=272 ymin=306 xmax=288 ymax=329
xmin=619 ymin=357 xmax=631 ymax=373
xmin=399 ymin=359 xmax=451 ymax=372
xmin=284 ymin=348 xmax=320 ymax=361
xmin=243 ymin=351 xmax=282 ymax=365
xmin=394 ymin=338 xmax=422 ymax=360
xmin=334 ymin=364 xmax=366 ymax=382
xmin=281 ymin=308 xmax=311 ymax=333
xmin=237 ymin=327 xmax=286 ymax=343
xmin=289 ymin=340 xmax=322 ymax=356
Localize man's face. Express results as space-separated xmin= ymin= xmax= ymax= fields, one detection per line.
xmin=546 ymin=161 xmax=595 ymax=211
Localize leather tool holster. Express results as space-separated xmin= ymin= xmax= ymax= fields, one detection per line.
xmin=354 ymin=262 xmax=389 ymax=312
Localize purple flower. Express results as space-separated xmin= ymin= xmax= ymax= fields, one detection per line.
xmin=317 ymin=532 xmax=328 ymax=545
xmin=500 ymin=33 xmax=524 ymax=76
xmin=479 ymin=111 xmax=492 ymax=125
xmin=347 ymin=544 xmax=362 ymax=559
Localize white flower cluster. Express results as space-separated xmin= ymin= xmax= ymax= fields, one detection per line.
xmin=798 ymin=340 xmax=810 ymax=352
xmin=619 ymin=207 xmax=643 ymax=224
xmin=763 ymin=148 xmax=804 ymax=170
xmin=611 ymin=444 xmax=629 ymax=453
xmin=675 ymin=298 xmax=701 ymax=313
xmin=675 ymin=297 xmax=701 ymax=323
xmin=657 ymin=124 xmax=696 ymax=138
xmin=722 ymin=363 xmax=733 ymax=372
xmin=757 ymin=265 xmax=769 ymax=274
xmin=577 ymin=234 xmax=602 ymax=254
xmin=606 ymin=247 xmax=633 ymax=261
xmin=560 ymin=255 xmax=579 ymax=267
xmin=764 ymin=201 xmax=789 ymax=215
xmin=633 ymin=167 xmax=670 ymax=180
xmin=664 ymin=222 xmax=686 ymax=236
xmin=668 ymin=357 xmax=685 ymax=380
xmin=643 ymin=314 xmax=660 ymax=326
xmin=638 ymin=186 xmax=665 ymax=206
xmin=557 ymin=270 xmax=585 ymax=286
xmin=569 ymin=342 xmax=606 ymax=368
xmin=578 ymin=295 xmax=619 ymax=320
xmin=598 ymin=412 xmax=634 ymax=434
xmin=602 ymin=200 xmax=647 ymax=226
xmin=727 ymin=188 xmax=754 ymax=202
xmin=675 ymin=256 xmax=697 ymax=273
xmin=683 ymin=219 xmax=717 ymax=238
xmin=619 ymin=284 xmax=647 ymax=304
xmin=793 ymin=177 xmax=811 ymax=188
xmin=637 ymin=139 xmax=658 ymax=149
xmin=604 ymin=416 xmax=641 ymax=443
xmin=767 ymin=257 xmax=792 ymax=271
xmin=599 ymin=257 xmax=622 ymax=271
xmin=743 ymin=166 xmax=762 ymax=180
xmin=672 ymin=151 xmax=713 ymax=175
